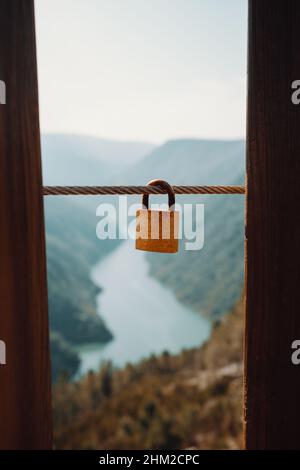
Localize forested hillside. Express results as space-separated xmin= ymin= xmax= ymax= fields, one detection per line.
xmin=125 ymin=139 xmax=245 ymax=318
xmin=53 ymin=298 xmax=244 ymax=449
xmin=42 ymin=134 xmax=154 ymax=381
xmin=45 ymin=197 xmax=119 ymax=381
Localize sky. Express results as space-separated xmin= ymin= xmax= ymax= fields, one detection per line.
xmin=35 ymin=0 xmax=247 ymax=144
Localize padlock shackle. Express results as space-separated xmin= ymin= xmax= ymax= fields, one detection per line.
xmin=142 ymin=179 xmax=176 ymax=210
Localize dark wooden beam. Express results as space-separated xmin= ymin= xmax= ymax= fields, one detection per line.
xmin=0 ymin=0 xmax=53 ymax=449
xmin=245 ymin=0 xmax=300 ymax=449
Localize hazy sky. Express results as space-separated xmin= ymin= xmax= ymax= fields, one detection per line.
xmin=35 ymin=0 xmax=247 ymax=144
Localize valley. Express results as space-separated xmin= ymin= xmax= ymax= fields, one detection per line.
xmin=77 ymin=239 xmax=211 ymax=377
xmin=42 ymin=133 xmax=245 ymax=381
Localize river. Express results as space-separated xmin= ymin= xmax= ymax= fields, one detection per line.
xmin=77 ymin=240 xmax=211 ymax=376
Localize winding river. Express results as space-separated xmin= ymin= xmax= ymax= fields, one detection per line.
xmin=77 ymin=240 xmax=211 ymax=377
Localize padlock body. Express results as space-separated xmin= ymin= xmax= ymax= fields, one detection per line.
xmin=135 ymin=209 xmax=179 ymax=253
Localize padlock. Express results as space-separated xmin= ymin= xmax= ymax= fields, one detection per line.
xmin=136 ymin=179 xmax=179 ymax=253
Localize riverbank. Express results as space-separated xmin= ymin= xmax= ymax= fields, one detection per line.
xmin=77 ymin=240 xmax=211 ymax=377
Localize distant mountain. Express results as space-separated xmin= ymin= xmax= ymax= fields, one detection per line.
xmin=125 ymin=139 xmax=245 ymax=319
xmin=124 ymin=139 xmax=244 ymax=186
xmin=42 ymin=134 xmax=155 ymax=185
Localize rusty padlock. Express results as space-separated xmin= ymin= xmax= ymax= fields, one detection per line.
xmin=135 ymin=179 xmax=179 ymax=253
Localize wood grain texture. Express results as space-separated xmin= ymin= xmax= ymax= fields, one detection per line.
xmin=244 ymin=0 xmax=300 ymax=449
xmin=0 ymin=0 xmax=53 ymax=449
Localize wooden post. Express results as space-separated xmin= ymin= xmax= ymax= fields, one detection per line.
xmin=0 ymin=0 xmax=53 ymax=449
xmin=245 ymin=0 xmax=300 ymax=449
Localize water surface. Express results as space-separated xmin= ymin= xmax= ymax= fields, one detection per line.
xmin=77 ymin=240 xmax=211 ymax=376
